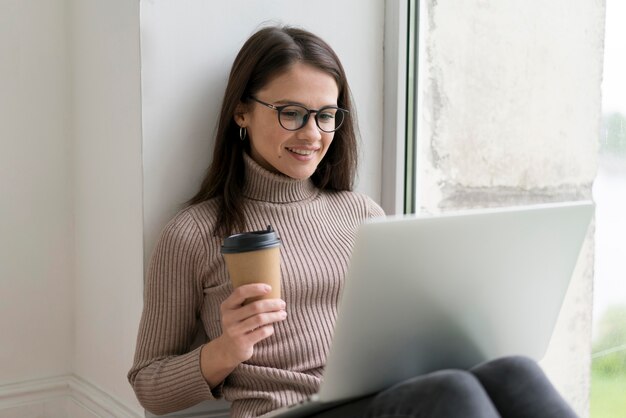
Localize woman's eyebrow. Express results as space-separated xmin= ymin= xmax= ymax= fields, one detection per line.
xmin=273 ymin=99 xmax=338 ymax=107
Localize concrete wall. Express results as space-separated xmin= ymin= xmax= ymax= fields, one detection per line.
xmin=418 ymin=1 xmax=606 ymax=415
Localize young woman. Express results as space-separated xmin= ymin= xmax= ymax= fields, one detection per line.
xmin=128 ymin=26 xmax=578 ymax=418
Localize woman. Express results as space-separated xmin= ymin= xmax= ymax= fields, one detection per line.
xmin=128 ymin=26 xmax=577 ymax=418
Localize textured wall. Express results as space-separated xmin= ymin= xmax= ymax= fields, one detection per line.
xmin=418 ymin=1 xmax=606 ymax=416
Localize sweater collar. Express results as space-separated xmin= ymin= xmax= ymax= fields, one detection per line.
xmin=242 ymin=153 xmax=318 ymax=203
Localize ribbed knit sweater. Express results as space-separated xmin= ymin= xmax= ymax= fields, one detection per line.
xmin=128 ymin=154 xmax=385 ymax=417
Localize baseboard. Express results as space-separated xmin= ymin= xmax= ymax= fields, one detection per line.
xmin=0 ymin=375 xmax=70 ymax=412
xmin=0 ymin=375 xmax=142 ymax=418
xmin=68 ymin=375 xmax=143 ymax=418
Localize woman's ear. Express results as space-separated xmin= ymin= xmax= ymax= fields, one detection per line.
xmin=234 ymin=101 xmax=248 ymax=127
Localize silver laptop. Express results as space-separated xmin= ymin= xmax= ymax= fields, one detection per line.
xmin=264 ymin=201 xmax=594 ymax=417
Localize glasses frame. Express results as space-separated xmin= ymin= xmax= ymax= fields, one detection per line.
xmin=248 ymin=96 xmax=349 ymax=133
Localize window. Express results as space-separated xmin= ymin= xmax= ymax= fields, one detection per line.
xmin=590 ymin=0 xmax=626 ymax=416
xmin=398 ymin=1 xmax=614 ymax=415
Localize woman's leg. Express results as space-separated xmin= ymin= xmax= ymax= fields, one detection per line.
xmin=362 ymin=369 xmax=500 ymax=418
xmin=470 ymin=356 xmax=578 ymax=418
xmin=306 ymin=395 xmax=374 ymax=418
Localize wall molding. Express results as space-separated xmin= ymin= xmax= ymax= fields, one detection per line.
xmin=0 ymin=375 xmax=69 ymax=411
xmin=0 ymin=375 xmax=142 ymax=418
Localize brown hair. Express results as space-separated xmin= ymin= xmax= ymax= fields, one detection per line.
xmin=188 ymin=25 xmax=358 ymax=237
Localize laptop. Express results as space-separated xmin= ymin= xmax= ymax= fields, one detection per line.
xmin=264 ymin=201 xmax=594 ymax=417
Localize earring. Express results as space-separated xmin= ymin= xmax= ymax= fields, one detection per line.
xmin=239 ymin=127 xmax=247 ymax=141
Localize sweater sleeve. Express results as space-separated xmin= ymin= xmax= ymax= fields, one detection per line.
xmin=365 ymin=195 xmax=386 ymax=219
xmin=128 ymin=210 xmax=219 ymax=415
xmin=367 ymin=199 xmax=385 ymax=218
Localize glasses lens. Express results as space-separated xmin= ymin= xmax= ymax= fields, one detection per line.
xmin=278 ymin=105 xmax=308 ymax=131
xmin=317 ymin=107 xmax=345 ymax=133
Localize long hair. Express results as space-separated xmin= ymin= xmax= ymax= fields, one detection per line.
xmin=188 ymin=26 xmax=358 ymax=237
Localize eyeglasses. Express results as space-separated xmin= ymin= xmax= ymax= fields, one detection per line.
xmin=249 ymin=96 xmax=348 ymax=133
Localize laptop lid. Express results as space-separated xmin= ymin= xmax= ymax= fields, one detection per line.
xmin=317 ymin=201 xmax=594 ymax=402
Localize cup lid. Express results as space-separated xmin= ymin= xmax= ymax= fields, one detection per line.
xmin=221 ymin=225 xmax=281 ymax=254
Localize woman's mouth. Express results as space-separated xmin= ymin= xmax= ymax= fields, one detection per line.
xmin=286 ymin=147 xmax=317 ymax=156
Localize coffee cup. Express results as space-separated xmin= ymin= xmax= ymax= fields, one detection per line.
xmin=221 ymin=225 xmax=282 ymax=304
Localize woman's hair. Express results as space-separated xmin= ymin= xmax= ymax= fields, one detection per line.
xmin=188 ymin=25 xmax=358 ymax=237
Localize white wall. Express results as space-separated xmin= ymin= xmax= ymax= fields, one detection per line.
xmin=71 ymin=0 xmax=143 ymax=414
xmin=0 ymin=1 xmax=144 ymax=414
xmin=0 ymin=1 xmax=384 ymax=415
xmin=141 ymin=0 xmax=385 ymax=261
xmin=0 ymin=0 xmax=73 ymax=384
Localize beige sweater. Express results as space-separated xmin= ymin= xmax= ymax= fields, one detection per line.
xmin=128 ymin=154 xmax=385 ymax=417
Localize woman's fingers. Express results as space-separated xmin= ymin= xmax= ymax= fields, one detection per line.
xmin=221 ymin=286 xmax=285 ymax=324
xmin=226 ymin=303 xmax=284 ymax=335
xmin=217 ymin=285 xmax=287 ymax=363
xmin=245 ymin=324 xmax=276 ymax=345
xmin=218 ymin=314 xmax=285 ymax=363
xmin=222 ymin=283 xmax=272 ymax=309
xmin=238 ymin=309 xmax=287 ymax=334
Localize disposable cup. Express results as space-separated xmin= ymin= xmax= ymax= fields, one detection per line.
xmin=221 ymin=225 xmax=281 ymax=304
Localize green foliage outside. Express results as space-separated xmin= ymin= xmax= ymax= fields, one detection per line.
xmin=600 ymin=113 xmax=626 ymax=156
xmin=591 ymin=304 xmax=626 ymax=417
xmin=590 ymin=372 xmax=626 ymax=418
xmin=592 ymin=305 xmax=626 ymax=376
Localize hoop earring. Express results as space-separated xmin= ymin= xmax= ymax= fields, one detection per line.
xmin=239 ymin=127 xmax=247 ymax=141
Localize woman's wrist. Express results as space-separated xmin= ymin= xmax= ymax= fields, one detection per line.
xmin=200 ymin=337 xmax=239 ymax=388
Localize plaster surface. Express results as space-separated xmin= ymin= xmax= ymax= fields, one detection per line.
xmin=418 ymin=1 xmax=606 ymax=415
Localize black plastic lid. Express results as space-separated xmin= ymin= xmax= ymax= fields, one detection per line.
xmin=221 ymin=225 xmax=281 ymax=254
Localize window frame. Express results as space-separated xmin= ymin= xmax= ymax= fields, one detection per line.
xmin=381 ymin=0 xmax=420 ymax=215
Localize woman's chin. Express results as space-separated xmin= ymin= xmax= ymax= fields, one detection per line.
xmin=282 ymin=166 xmax=317 ymax=180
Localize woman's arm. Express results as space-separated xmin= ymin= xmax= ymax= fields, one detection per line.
xmin=128 ymin=211 xmax=214 ymax=415
xmin=128 ymin=211 xmax=286 ymax=415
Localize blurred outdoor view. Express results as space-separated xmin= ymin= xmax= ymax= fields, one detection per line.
xmin=590 ymin=1 xmax=626 ymax=416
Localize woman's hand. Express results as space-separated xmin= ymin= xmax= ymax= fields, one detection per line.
xmin=219 ymin=283 xmax=287 ymax=362
xmin=200 ymin=284 xmax=286 ymax=388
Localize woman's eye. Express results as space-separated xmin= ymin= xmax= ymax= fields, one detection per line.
xmin=281 ymin=108 xmax=304 ymax=119
xmin=318 ymin=112 xmax=335 ymax=121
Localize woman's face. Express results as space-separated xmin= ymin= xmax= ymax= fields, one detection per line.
xmin=236 ymin=62 xmax=339 ymax=180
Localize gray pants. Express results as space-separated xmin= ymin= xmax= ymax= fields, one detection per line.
xmin=310 ymin=356 xmax=578 ymax=418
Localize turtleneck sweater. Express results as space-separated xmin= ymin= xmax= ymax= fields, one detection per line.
xmin=128 ymin=154 xmax=385 ymax=417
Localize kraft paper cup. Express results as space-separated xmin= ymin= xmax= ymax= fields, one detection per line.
xmin=221 ymin=225 xmax=281 ymax=304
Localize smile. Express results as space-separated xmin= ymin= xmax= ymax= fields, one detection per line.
xmin=286 ymin=148 xmax=317 ymax=156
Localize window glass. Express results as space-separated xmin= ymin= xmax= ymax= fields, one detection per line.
xmin=590 ymin=0 xmax=626 ymax=416
xmin=404 ymin=0 xmax=418 ymax=214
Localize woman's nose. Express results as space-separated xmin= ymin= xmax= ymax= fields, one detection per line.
xmin=299 ymin=114 xmax=322 ymax=141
